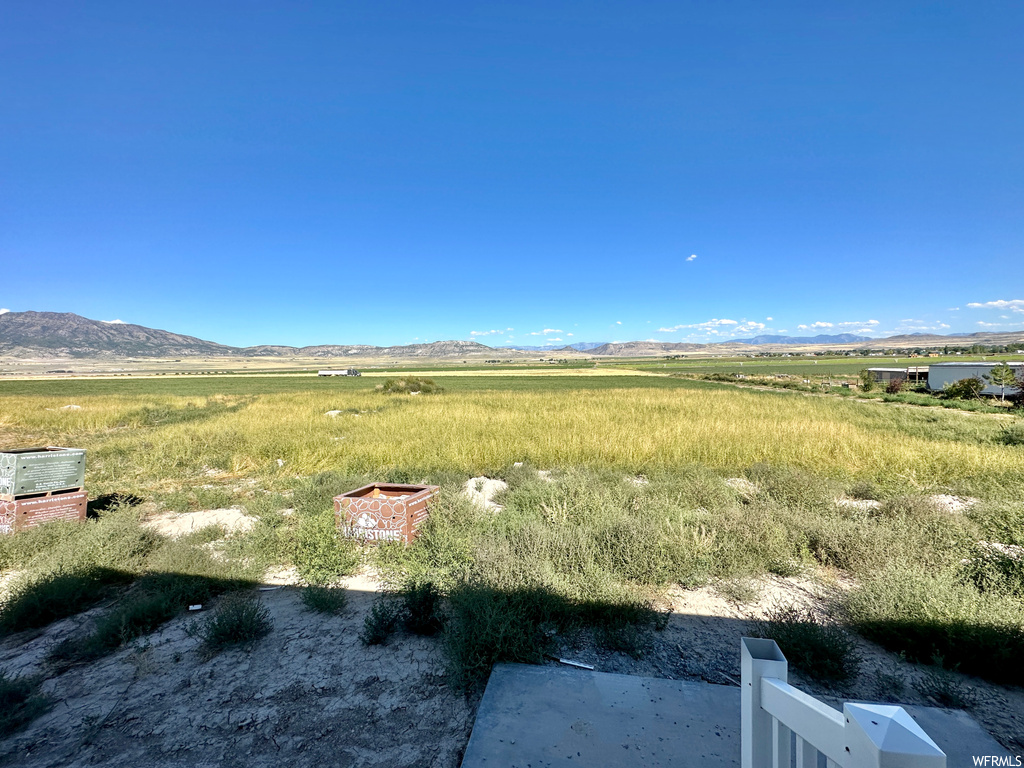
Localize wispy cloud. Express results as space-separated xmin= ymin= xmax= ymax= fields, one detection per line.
xmin=967 ymin=299 xmax=1024 ymax=313
xmin=977 ymin=321 xmax=1004 ymax=328
xmin=657 ymin=318 xmax=767 ymax=338
xmin=686 ymin=254 xmax=697 ymax=262
xmin=797 ymin=321 xmax=833 ymax=330
xmin=527 ymin=328 xmax=563 ymax=336
xmin=100 ymin=319 xmax=126 ymax=324
xmin=470 ymin=327 xmax=514 ymax=337
xmin=615 ymin=321 xmax=622 ymax=325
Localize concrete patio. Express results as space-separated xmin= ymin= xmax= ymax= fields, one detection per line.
xmin=460 ymin=664 xmax=1012 ymax=767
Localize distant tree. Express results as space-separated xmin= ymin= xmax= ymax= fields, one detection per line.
xmin=858 ymin=369 xmax=875 ymax=392
xmin=885 ymin=376 xmax=905 ymax=394
xmin=1015 ymin=368 xmax=1024 ymax=409
xmin=985 ymin=364 xmax=1017 ymax=402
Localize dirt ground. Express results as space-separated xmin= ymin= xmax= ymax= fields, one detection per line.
xmin=1 ymin=569 xmax=1021 ymax=766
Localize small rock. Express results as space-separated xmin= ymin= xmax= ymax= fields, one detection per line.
xmin=725 ymin=477 xmax=758 ymax=497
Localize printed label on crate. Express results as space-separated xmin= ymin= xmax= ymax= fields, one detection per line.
xmin=341 ymin=498 xmax=407 ymax=542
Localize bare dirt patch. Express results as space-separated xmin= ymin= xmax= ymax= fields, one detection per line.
xmin=0 ymin=578 xmax=477 ymax=768
xmin=142 ymin=508 xmax=257 ymax=538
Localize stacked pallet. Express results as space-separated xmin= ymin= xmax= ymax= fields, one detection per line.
xmin=0 ymin=447 xmax=87 ymax=534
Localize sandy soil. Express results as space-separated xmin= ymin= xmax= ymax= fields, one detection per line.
xmin=1 ymin=569 xmax=1021 ymax=764
xmin=0 ymin=575 xmax=477 ymax=768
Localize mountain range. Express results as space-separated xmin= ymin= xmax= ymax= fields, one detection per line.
xmin=1 ymin=311 xmax=1023 ymax=359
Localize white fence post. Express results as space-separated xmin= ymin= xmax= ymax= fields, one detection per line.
xmin=741 ymin=636 xmax=788 ymax=768
xmin=844 ymin=703 xmax=945 ymax=768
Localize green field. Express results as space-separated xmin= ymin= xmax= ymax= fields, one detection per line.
xmin=1 ymin=371 xmax=1022 ymax=700
xmin=621 ymin=353 xmax=1021 ymax=378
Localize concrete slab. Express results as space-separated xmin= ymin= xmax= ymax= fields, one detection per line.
xmin=461 ymin=664 xmax=1012 ymax=768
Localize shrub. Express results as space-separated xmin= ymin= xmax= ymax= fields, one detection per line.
xmin=293 ymin=513 xmax=360 ymax=586
xmin=0 ymin=671 xmax=49 ymax=734
xmin=754 ymin=604 xmax=861 ymax=684
xmin=858 ymin=370 xmax=875 ymax=392
xmin=375 ymin=377 xmax=442 ymax=395
xmin=885 ymin=377 xmax=905 ymax=394
xmin=301 ymin=586 xmax=349 ymax=615
xmin=943 ymin=377 xmax=984 ymax=400
xmin=360 ymin=599 xmax=402 ymax=645
xmin=848 ymin=480 xmax=881 ymax=501
xmin=401 ymin=580 xmax=443 ymax=636
xmin=846 ymin=566 xmax=1024 ymax=685
xmin=999 ymin=422 xmax=1024 ymax=446
xmin=197 ymin=593 xmax=273 ymax=655
xmin=0 ymin=568 xmax=128 ymax=635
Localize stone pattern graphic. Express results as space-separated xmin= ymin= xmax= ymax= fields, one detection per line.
xmin=335 ymin=484 xmax=439 ymax=545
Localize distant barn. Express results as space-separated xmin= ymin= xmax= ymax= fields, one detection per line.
xmin=318 ymin=369 xmax=361 ymax=377
xmin=867 ymin=366 xmax=928 ymax=384
xmin=927 ymin=362 xmax=1022 ymax=394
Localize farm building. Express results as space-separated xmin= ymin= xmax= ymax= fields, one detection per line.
xmin=318 ymin=369 xmax=361 ymax=377
xmin=927 ymin=362 xmax=1023 ymax=395
xmin=867 ymin=366 xmax=928 ymax=384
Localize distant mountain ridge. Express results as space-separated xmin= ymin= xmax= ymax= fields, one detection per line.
xmin=0 ymin=311 xmax=497 ymax=359
xmin=2 ymin=311 xmax=1024 ymax=360
xmin=724 ymin=333 xmax=871 ymax=345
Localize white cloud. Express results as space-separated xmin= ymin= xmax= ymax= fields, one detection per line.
xmin=567 ymin=332 xmax=574 ymax=336
xmin=967 ymin=299 xmax=1024 ymax=312
xmin=658 ymin=318 xmax=766 ymax=338
xmin=548 ymin=338 xmax=563 ymax=342
xmin=686 ymin=254 xmax=697 ymax=262
xmin=470 ymin=328 xmax=513 ymax=337
xmin=543 ymin=328 xmax=563 ymax=334
xmin=615 ymin=321 xmax=622 ymax=325
xmin=0 ymin=308 xmax=9 ymax=315
xmin=101 ymin=319 xmax=126 ymax=324
xmin=766 ymin=317 xmax=773 ymax=321
xmin=837 ymin=319 xmax=879 ymax=328
xmin=977 ymin=321 xmax=1003 ymax=327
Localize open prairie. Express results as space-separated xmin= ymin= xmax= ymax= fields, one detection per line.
xmin=1 ymin=371 xmax=1023 ymax=760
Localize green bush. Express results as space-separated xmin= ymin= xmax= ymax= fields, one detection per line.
xmin=293 ymin=513 xmax=360 ymax=585
xmin=999 ymin=422 xmax=1024 ymax=446
xmin=0 ymin=671 xmax=49 ymax=734
xmin=846 ymin=566 xmax=1024 ymax=685
xmin=755 ymin=604 xmax=860 ymax=683
xmin=943 ymin=377 xmax=984 ymax=400
xmin=401 ymin=580 xmax=443 ymax=636
xmin=301 ymin=586 xmax=349 ymax=615
xmin=858 ymin=370 xmax=875 ymax=392
xmin=375 ymin=377 xmax=443 ymax=395
xmin=360 ymin=599 xmax=402 ymax=645
xmin=197 ymin=593 xmax=273 ymax=655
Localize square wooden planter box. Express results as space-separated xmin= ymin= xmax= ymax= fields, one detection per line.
xmin=334 ymin=483 xmax=440 ymax=544
xmin=0 ymin=489 xmax=88 ymax=534
xmin=0 ymin=446 xmax=86 ymax=499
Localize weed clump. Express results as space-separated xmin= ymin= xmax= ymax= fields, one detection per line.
xmin=0 ymin=671 xmax=49 ymax=734
xmin=197 ymin=593 xmax=273 ymax=655
xmin=360 ymin=600 xmax=403 ymax=645
xmin=402 ymin=580 xmax=444 ymax=636
xmin=375 ymin=377 xmax=442 ymax=395
xmin=755 ymin=604 xmax=861 ymax=684
xmin=846 ymin=566 xmax=1024 ymax=686
xmin=293 ymin=513 xmax=360 ymax=586
xmin=301 ymin=586 xmax=349 ymax=615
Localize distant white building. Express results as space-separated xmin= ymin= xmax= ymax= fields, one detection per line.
xmin=318 ymin=369 xmax=361 ymax=377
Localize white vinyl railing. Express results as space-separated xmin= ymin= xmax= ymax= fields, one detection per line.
xmin=741 ymin=637 xmax=946 ymax=768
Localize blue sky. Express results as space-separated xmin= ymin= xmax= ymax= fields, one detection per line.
xmin=2 ymin=2 xmax=1022 ymax=347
